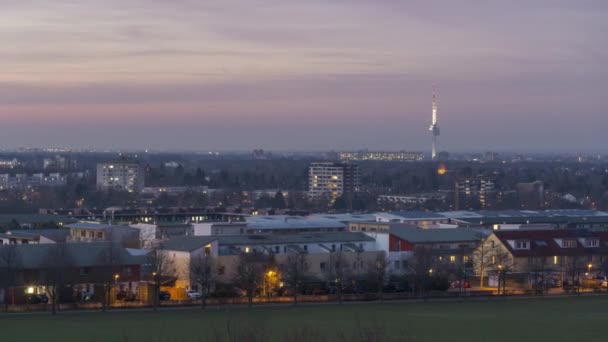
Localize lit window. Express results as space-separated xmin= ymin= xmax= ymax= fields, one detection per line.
xmin=585 ymin=239 xmax=599 ymax=248
xmin=450 ymin=256 xmax=456 ymax=263
xmin=562 ymin=240 xmax=577 ymax=248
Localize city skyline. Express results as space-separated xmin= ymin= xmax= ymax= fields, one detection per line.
xmin=1 ymin=1 xmax=606 ymax=152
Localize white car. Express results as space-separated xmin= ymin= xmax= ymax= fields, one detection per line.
xmin=187 ymin=290 xmax=202 ymax=299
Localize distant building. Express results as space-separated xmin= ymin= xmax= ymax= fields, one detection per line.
xmin=437 ymin=151 xmax=450 ymax=160
xmin=374 ymin=212 xmax=452 ymax=228
xmin=0 ymin=173 xmax=67 ymax=190
xmin=0 ymin=158 xmax=20 ymax=169
xmin=308 ymin=162 xmax=360 ymax=202
xmin=96 ymin=160 xmax=144 ymax=193
xmin=66 ymin=222 xmax=140 ymax=248
xmin=517 ymin=181 xmax=544 ymax=209
xmin=252 ymin=149 xmax=271 ymax=160
xmin=457 ymin=177 xmax=496 ymax=209
xmin=484 ymin=151 xmax=498 ymax=161
xmin=141 ymin=186 xmax=208 ymax=197
xmin=0 ymin=229 xmax=70 ymax=245
xmin=339 ymin=151 xmax=423 ymax=162
xmin=377 ymin=193 xmax=447 ymax=210
xmin=43 ymin=155 xmax=76 ymax=170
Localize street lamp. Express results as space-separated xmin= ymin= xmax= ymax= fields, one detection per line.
xmin=428 ymin=269 xmax=433 ymax=276
xmin=114 ymin=274 xmax=120 ymax=284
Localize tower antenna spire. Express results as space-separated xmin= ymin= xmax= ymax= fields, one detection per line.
xmin=429 ymin=84 xmax=440 ymax=159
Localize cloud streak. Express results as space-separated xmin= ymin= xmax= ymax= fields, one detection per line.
xmin=0 ymin=1 xmax=606 ymax=151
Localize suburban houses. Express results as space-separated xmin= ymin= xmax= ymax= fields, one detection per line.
xmin=2 ymin=209 xmax=608 ymax=309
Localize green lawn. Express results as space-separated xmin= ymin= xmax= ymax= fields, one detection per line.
xmin=0 ymin=296 xmax=607 ymax=342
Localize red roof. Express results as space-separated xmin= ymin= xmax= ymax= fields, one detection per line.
xmin=493 ymin=229 xmax=607 ymax=257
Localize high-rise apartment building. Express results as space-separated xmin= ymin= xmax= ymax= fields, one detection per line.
xmin=308 ymin=162 xmax=360 ymax=202
xmin=457 ymin=177 xmax=495 ymax=208
xmin=96 ymin=160 xmax=144 ymax=193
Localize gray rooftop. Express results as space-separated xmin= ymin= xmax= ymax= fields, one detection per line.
xmin=4 ymin=228 xmax=70 ymax=242
xmin=66 ymin=222 xmax=118 ymax=230
xmin=389 ymin=225 xmax=483 ymax=243
xmin=217 ymin=232 xmax=374 ymax=246
xmin=162 ymin=236 xmax=218 ymax=252
xmin=384 ymin=211 xmax=448 ymax=219
xmin=245 ymin=215 xmax=346 ymax=230
xmin=0 ymin=242 xmax=145 ymax=269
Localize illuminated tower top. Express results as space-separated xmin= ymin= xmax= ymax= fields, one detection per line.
xmin=431 ymin=93 xmax=438 ymax=126
xmin=429 ymin=85 xmax=440 ymax=160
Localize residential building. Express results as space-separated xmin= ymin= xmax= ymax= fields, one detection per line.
xmin=161 ymin=236 xmax=219 ymax=293
xmin=0 ymin=158 xmax=20 ymax=169
xmin=456 ymin=176 xmax=496 ymax=209
xmin=374 ymin=212 xmax=452 ymax=228
xmin=377 ymin=193 xmax=447 ymax=210
xmin=129 ymin=222 xmax=195 ymax=248
xmin=308 ymin=162 xmax=360 ymax=202
xmin=517 ymin=181 xmax=544 ymax=209
xmin=244 ymin=215 xmax=347 ymax=234
xmin=96 ymin=160 xmax=144 ymax=193
xmin=141 ymin=186 xmax=208 ymax=197
xmin=0 ymin=173 xmax=67 ymax=190
xmin=0 ymin=229 xmax=70 ymax=245
xmin=162 ymin=232 xmax=383 ymax=292
xmin=339 ymin=151 xmax=423 ymax=162
xmin=66 ymin=222 xmax=140 ymax=248
xmin=0 ymin=242 xmax=147 ymax=305
xmin=481 ymin=229 xmax=608 ymax=287
xmin=364 ymin=224 xmax=483 ymax=273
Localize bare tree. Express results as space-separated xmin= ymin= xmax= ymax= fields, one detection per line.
xmin=366 ymin=252 xmax=390 ymax=302
xmin=527 ymin=251 xmax=548 ymax=295
xmin=234 ymin=252 xmax=266 ymax=308
xmin=0 ymin=244 xmax=21 ymax=312
xmin=564 ymin=255 xmax=586 ymax=293
xmin=283 ymin=252 xmax=309 ymax=305
xmin=491 ymin=246 xmax=512 ymax=295
xmin=98 ymin=237 xmax=122 ymax=311
xmin=472 ymin=235 xmax=493 ymax=288
xmin=40 ymin=243 xmax=75 ymax=314
xmin=324 ymin=251 xmax=351 ymax=304
xmin=412 ymin=246 xmax=434 ymax=297
xmin=149 ymin=244 xmax=176 ymax=310
xmin=190 ymin=254 xmax=216 ymax=309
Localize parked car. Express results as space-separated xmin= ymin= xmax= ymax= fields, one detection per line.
xmin=187 ymin=290 xmax=202 ymax=300
xmin=81 ymin=291 xmax=94 ymax=302
xmin=116 ymin=291 xmax=137 ymax=301
xmin=159 ymin=291 xmax=171 ymax=300
xmin=581 ymin=278 xmax=600 ymax=289
xmin=26 ymin=294 xmax=49 ymax=304
xmin=596 ymin=276 xmax=608 ymax=288
xmin=451 ymin=280 xmax=471 ymax=289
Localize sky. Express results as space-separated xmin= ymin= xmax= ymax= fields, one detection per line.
xmin=1 ymin=0 xmax=607 ymax=152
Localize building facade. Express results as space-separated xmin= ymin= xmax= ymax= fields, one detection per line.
xmin=339 ymin=151 xmax=423 ymax=162
xmin=96 ymin=161 xmax=144 ymax=193
xmin=308 ymin=162 xmax=360 ymax=202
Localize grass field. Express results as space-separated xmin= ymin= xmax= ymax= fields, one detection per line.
xmin=0 ymin=296 xmax=606 ymax=341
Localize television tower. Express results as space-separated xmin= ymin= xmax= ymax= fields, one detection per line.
xmin=429 ymin=86 xmax=440 ymax=159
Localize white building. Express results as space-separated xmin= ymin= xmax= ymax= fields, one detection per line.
xmin=308 ymin=162 xmax=360 ymax=202
xmin=96 ymin=161 xmax=144 ymax=193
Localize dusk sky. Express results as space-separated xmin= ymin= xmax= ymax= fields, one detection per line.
xmin=1 ymin=0 xmax=606 ymax=152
